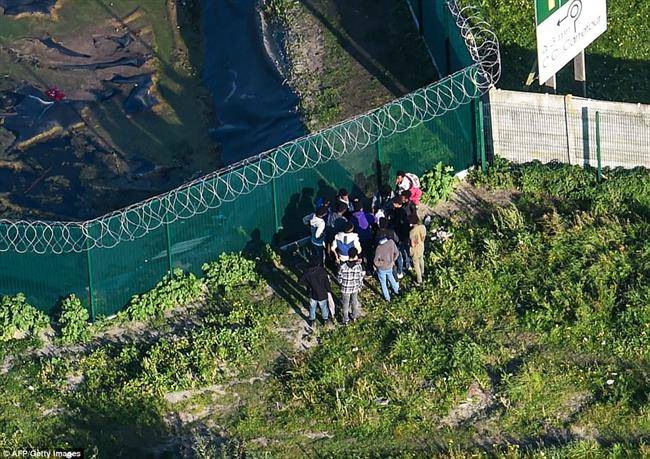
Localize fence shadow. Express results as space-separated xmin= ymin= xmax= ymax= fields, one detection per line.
xmin=300 ymin=0 xmax=436 ymax=96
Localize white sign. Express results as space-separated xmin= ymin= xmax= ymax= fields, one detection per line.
xmin=536 ymin=0 xmax=608 ymax=84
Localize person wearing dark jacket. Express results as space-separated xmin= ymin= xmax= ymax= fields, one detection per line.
xmin=400 ymin=190 xmax=417 ymax=219
xmin=389 ymin=198 xmax=412 ymax=278
xmin=299 ymin=259 xmax=333 ymax=327
xmin=326 ymin=201 xmax=349 ymax=242
xmin=335 ymin=188 xmax=354 ymax=214
xmin=371 ymin=184 xmax=394 ymax=220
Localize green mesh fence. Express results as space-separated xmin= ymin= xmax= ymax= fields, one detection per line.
xmin=0 ymin=0 xmax=500 ymax=318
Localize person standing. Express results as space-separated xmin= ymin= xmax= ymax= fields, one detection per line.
xmin=337 ymin=248 xmax=365 ymax=324
xmin=373 ymin=236 xmax=400 ymax=302
xmin=390 ymin=197 xmax=412 ymax=278
xmin=400 ymin=190 xmax=417 ymax=219
xmin=409 ymin=213 xmax=427 ymax=285
xmin=351 ymin=199 xmax=375 ymax=270
xmin=332 ymin=222 xmax=362 ymax=264
xmin=336 ymin=188 xmax=354 ymax=214
xmin=371 ymin=184 xmax=394 ymax=221
xmin=303 ymin=206 xmax=328 ymax=265
xmin=375 ymin=217 xmax=402 ymax=275
xmin=395 ymin=171 xmax=423 ymax=206
xmin=325 ymin=201 xmax=349 ymax=261
xmin=299 ymin=258 xmax=333 ymax=327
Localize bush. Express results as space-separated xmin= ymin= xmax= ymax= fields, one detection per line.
xmin=58 ymin=295 xmax=91 ymax=345
xmin=468 ymin=156 xmax=516 ymax=189
xmin=202 ymin=252 xmax=260 ymax=295
xmin=0 ymin=294 xmax=49 ymax=341
xmin=121 ymin=269 xmax=205 ymax=322
xmin=419 ymin=162 xmax=457 ymax=205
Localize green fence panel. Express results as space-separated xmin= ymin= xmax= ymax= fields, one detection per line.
xmin=422 ymin=0 xmax=447 ymax=73
xmin=0 ymin=224 xmax=88 ymax=315
xmin=169 ymin=170 xmax=276 ymax=276
xmin=0 ymin=0 xmax=499 ymax=318
xmin=88 ymin=220 xmax=169 ymax=318
xmin=273 ymin=120 xmax=378 ymax=244
xmin=380 ymin=105 xmax=474 ymax=178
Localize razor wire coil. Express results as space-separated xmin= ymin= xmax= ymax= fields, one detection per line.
xmin=0 ymin=0 xmax=500 ymax=254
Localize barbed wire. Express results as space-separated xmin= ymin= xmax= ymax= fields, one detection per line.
xmin=0 ymin=0 xmax=500 ymax=254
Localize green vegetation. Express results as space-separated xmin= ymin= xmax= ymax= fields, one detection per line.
xmin=0 ymin=252 xmax=286 ymax=455
xmin=0 ymin=293 xmax=48 ymax=342
xmin=120 ymin=269 xmax=204 ymax=322
xmin=420 ymin=161 xmax=458 ymax=205
xmin=57 ymin=295 xmax=91 ymax=345
xmin=202 ymin=252 xmax=260 ymax=295
xmin=0 ymin=161 xmax=648 ymax=456
xmin=218 ymin=161 xmax=649 ymax=456
xmin=466 ymin=0 xmax=650 ymax=102
xmin=262 ymin=0 xmax=296 ymax=20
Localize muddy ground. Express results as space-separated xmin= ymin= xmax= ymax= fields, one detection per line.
xmin=0 ymin=0 xmax=436 ymax=221
xmin=0 ymin=0 xmax=218 ymax=220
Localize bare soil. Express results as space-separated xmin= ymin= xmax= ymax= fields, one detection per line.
xmin=276 ymin=0 xmax=436 ymax=131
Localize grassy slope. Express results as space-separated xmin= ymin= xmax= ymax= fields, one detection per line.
xmin=1 ymin=161 xmax=647 ymax=457
xmin=465 ymin=0 xmax=650 ymax=103
xmin=224 ymin=162 xmax=650 ymax=456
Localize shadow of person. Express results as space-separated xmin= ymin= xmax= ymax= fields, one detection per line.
xmin=316 ymin=179 xmax=338 ymax=204
xmin=245 ymin=230 xmax=310 ymax=320
xmin=277 ymin=187 xmax=316 ymax=244
xmin=243 ymin=228 xmax=265 ymax=258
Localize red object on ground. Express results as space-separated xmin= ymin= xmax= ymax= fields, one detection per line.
xmin=45 ymin=87 xmax=66 ymax=102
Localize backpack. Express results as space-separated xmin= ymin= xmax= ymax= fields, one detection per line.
xmin=336 ymin=234 xmax=356 ymax=257
xmin=353 ymin=211 xmax=370 ymax=231
xmin=405 ymin=173 xmax=421 ymax=189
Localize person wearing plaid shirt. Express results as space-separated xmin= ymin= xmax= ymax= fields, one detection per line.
xmin=337 ymin=248 xmax=365 ymax=324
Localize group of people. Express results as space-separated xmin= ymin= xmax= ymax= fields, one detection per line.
xmin=299 ymin=171 xmax=427 ymax=327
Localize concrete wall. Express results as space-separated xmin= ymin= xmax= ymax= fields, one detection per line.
xmin=487 ymin=89 xmax=650 ymax=169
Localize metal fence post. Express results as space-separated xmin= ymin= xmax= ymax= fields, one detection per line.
xmin=376 ymin=119 xmax=383 ymax=189
xmin=595 ymin=111 xmax=602 ymax=181
xmin=271 ymin=176 xmax=280 ymax=234
xmin=165 ymin=223 xmax=174 ymax=273
xmin=85 ymin=233 xmax=96 ymax=322
xmin=475 ymin=99 xmax=487 ymax=173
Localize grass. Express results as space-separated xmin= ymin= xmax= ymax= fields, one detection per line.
xmin=464 ymin=0 xmax=650 ymax=103
xmin=0 ymin=160 xmax=648 ymax=457
xmin=0 ymin=281 xmax=289 ymax=455
xmin=220 ymin=161 xmax=650 ymax=456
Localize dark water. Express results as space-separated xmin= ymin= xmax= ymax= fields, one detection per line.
xmin=201 ymin=0 xmax=305 ymax=164
xmin=0 ymin=0 xmax=57 ymax=15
